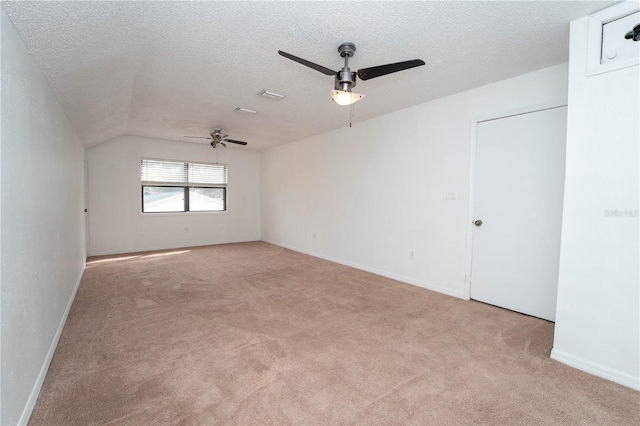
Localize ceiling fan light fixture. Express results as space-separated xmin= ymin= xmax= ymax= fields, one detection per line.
xmin=258 ymin=89 xmax=286 ymax=100
xmin=331 ymin=89 xmax=364 ymax=106
xmin=234 ymin=107 xmax=258 ymax=115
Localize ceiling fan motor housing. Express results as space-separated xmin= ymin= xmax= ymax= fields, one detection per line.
xmin=211 ymin=128 xmax=228 ymax=139
xmin=336 ymin=70 xmax=357 ymax=90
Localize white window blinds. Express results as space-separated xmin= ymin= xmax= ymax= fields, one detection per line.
xmin=141 ymin=159 xmax=227 ymax=187
xmin=188 ymin=162 xmax=227 ymax=186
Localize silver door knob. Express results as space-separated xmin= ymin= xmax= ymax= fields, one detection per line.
xmin=474 ymin=220 xmax=483 ymax=226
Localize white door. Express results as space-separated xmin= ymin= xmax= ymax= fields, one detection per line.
xmin=470 ymin=107 xmax=567 ymax=321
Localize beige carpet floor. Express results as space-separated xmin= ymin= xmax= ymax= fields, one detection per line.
xmin=30 ymin=241 xmax=639 ymax=425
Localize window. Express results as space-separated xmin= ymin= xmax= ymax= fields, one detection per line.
xmin=141 ymin=159 xmax=227 ymax=213
xmin=587 ymin=2 xmax=640 ymax=76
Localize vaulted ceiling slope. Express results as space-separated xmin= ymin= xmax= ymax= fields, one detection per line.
xmin=3 ymin=1 xmax=616 ymax=150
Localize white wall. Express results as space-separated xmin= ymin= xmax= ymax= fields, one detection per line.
xmin=86 ymin=135 xmax=260 ymax=256
xmin=1 ymin=9 xmax=87 ymax=426
xmin=262 ymin=63 xmax=568 ymax=298
xmin=552 ymin=9 xmax=639 ymax=389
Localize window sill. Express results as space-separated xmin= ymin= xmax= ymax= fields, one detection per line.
xmin=139 ymin=211 xmax=229 ymax=217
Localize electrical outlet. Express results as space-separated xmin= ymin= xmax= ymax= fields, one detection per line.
xmin=312 ymin=232 xmax=317 ymax=239
xmin=445 ymin=189 xmax=458 ymax=200
xmin=410 ymin=250 xmax=415 ymax=259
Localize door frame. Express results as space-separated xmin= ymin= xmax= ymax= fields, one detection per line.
xmin=463 ymin=103 xmax=568 ymax=300
xmin=84 ymin=157 xmax=90 ymax=257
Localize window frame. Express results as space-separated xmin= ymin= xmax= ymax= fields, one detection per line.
xmin=140 ymin=157 xmax=228 ymax=214
xmin=586 ymin=2 xmax=640 ymax=76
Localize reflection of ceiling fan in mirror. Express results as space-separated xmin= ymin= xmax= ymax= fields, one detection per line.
xmin=184 ymin=128 xmax=249 ymax=149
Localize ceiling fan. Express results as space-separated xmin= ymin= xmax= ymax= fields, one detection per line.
xmin=278 ymin=42 xmax=425 ymax=106
xmin=184 ymin=128 xmax=248 ymax=148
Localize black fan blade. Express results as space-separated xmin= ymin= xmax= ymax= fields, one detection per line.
xmin=225 ymin=139 xmax=248 ymax=146
xmin=357 ymin=59 xmax=425 ymax=81
xmin=278 ymin=50 xmax=336 ymax=76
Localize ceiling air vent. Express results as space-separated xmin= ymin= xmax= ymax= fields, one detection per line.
xmin=258 ymin=89 xmax=286 ymax=100
xmin=234 ymin=107 xmax=258 ymax=115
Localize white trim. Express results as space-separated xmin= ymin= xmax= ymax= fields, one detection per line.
xmin=18 ymin=264 xmax=86 ymax=426
xmin=551 ymin=348 xmax=640 ymax=391
xmin=473 ymin=101 xmax=569 ymax=125
xmin=591 ymin=0 xmax=639 ymax=22
xmin=263 ymin=239 xmax=465 ymax=300
xmin=463 ymin=103 xmax=568 ymax=300
xmin=84 ymin=157 xmax=90 ymax=256
xmin=88 ymin=237 xmax=260 ymax=257
xmin=586 ymin=2 xmax=639 ymax=77
xmin=463 ymin=119 xmax=477 ymax=300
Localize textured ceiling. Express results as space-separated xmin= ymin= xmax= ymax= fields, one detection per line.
xmin=2 ymin=1 xmax=617 ymax=150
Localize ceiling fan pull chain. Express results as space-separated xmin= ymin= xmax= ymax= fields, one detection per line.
xmin=349 ymin=93 xmax=358 ymax=127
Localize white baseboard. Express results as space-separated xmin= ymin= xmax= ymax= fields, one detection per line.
xmin=263 ymin=239 xmax=465 ymax=300
xmin=551 ymin=348 xmax=640 ymax=391
xmin=88 ymin=237 xmax=260 ymax=257
xmin=18 ymin=264 xmax=86 ymax=426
